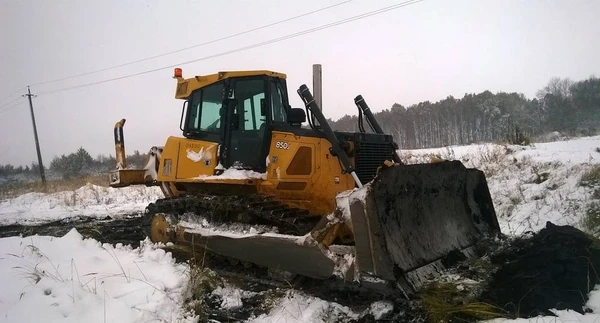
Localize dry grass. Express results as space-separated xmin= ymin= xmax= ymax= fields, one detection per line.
xmin=0 ymin=174 xmax=109 ymax=199
xmin=580 ymin=164 xmax=600 ymax=187
xmin=580 ymin=165 xmax=600 ymax=237
xmin=420 ymin=281 xmax=508 ymax=323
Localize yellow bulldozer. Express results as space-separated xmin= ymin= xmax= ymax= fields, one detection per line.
xmin=109 ymin=68 xmax=500 ymax=296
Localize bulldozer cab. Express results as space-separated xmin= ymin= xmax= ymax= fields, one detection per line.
xmin=182 ymin=74 xmax=294 ymax=172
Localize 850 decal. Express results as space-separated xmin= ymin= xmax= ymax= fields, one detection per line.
xmin=275 ymin=141 xmax=290 ymax=150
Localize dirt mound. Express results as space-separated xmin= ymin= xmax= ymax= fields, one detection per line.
xmin=480 ymin=222 xmax=600 ymax=317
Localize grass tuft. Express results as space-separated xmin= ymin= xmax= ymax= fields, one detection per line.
xmin=580 ymin=165 xmax=600 ymax=187
xmin=419 ymin=281 xmax=508 ymax=322
xmin=582 ymin=201 xmax=600 ymax=237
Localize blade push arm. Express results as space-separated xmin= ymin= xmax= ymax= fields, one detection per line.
xmin=297 ymin=84 xmax=363 ymax=188
xmin=354 ymin=95 xmax=402 ymax=164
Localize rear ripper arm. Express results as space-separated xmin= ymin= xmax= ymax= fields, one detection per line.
xmin=108 ymin=118 xmax=162 ymax=188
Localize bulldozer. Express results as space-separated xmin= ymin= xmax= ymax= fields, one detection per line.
xmin=109 ymin=68 xmax=500 ymax=296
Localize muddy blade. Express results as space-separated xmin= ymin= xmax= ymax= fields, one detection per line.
xmin=186 ymin=233 xmax=336 ymax=279
xmin=151 ymin=214 xmax=337 ymax=280
xmin=350 ymin=160 xmax=500 ymax=293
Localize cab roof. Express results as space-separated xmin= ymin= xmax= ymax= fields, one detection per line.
xmin=175 ymin=70 xmax=287 ymax=99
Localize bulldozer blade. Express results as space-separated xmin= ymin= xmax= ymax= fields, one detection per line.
xmin=150 ymin=214 xmax=348 ymax=280
xmin=346 ymin=160 xmax=500 ymax=294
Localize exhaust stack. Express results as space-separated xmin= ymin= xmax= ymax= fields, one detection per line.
xmin=312 ymin=64 xmax=322 ymax=127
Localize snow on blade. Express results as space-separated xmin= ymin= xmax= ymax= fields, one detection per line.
xmin=178 ymin=214 xmax=304 ymax=242
xmin=0 ymin=184 xmax=163 ymax=225
xmin=0 ymin=229 xmax=195 ymax=323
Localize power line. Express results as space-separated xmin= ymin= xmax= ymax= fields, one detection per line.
xmin=0 ymin=95 xmax=22 ymax=110
xmin=29 ymin=0 xmax=353 ymax=88
xmin=37 ymin=0 xmax=424 ymax=96
xmin=0 ymin=97 xmax=24 ymax=115
xmin=0 ymin=86 xmax=27 ymax=105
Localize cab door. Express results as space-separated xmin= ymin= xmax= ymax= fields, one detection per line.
xmin=224 ymin=77 xmax=270 ymax=171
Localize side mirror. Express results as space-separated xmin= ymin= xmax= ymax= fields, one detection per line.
xmin=288 ymin=108 xmax=306 ymax=124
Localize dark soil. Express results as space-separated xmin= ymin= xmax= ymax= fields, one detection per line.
xmin=479 ymin=222 xmax=600 ymax=318
xmin=0 ymin=215 xmax=146 ymax=246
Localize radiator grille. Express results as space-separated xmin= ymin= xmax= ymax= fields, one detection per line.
xmin=354 ymin=141 xmax=395 ymax=184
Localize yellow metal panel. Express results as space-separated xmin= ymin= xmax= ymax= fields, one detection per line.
xmin=157 ymin=136 xmax=180 ymax=182
xmin=259 ymin=131 xmax=355 ymax=215
xmin=174 ymin=70 xmax=287 ymax=99
xmin=157 ymin=136 xmax=219 ymax=181
xmin=176 ymin=140 xmax=219 ymax=179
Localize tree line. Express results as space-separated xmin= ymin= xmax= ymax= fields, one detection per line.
xmin=0 ymin=148 xmax=148 ymax=179
xmin=329 ymin=76 xmax=600 ymax=148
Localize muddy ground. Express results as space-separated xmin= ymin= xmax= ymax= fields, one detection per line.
xmin=2 ymin=218 xmax=600 ymax=322
xmin=0 ymin=215 xmax=146 ymax=246
xmin=479 ymin=222 xmax=600 ymax=317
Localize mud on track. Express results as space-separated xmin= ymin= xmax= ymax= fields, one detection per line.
xmin=0 ymin=215 xmax=146 ymax=246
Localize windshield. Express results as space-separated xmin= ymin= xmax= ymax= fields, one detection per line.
xmin=187 ymin=82 xmax=224 ymax=133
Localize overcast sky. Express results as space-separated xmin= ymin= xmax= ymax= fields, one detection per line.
xmin=1 ymin=0 xmax=599 ymax=167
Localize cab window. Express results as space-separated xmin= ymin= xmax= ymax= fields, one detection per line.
xmin=187 ymin=82 xmax=224 ymax=133
xmin=270 ymin=80 xmax=287 ymax=123
xmin=236 ymin=79 xmax=266 ymax=131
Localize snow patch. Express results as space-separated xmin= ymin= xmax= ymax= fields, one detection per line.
xmin=248 ymin=290 xmax=359 ymax=323
xmin=212 ymin=285 xmax=245 ymax=310
xmin=194 ymin=168 xmax=266 ymax=180
xmin=369 ymin=301 xmax=394 ymax=320
xmin=0 ymin=184 xmax=163 ymax=225
xmin=0 ymin=230 xmax=194 ymax=323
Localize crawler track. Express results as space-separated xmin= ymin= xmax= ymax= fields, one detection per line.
xmin=0 ymin=194 xmax=322 ymax=247
xmin=144 ymin=194 xmax=323 ymax=236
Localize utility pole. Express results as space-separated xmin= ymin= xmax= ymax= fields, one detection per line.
xmin=23 ymin=86 xmax=46 ymax=184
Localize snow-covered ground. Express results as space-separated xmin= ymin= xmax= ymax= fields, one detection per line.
xmin=0 ymin=229 xmax=194 ymax=322
xmin=0 ymin=184 xmax=163 ymax=225
xmin=0 ymin=135 xmax=599 ymax=322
